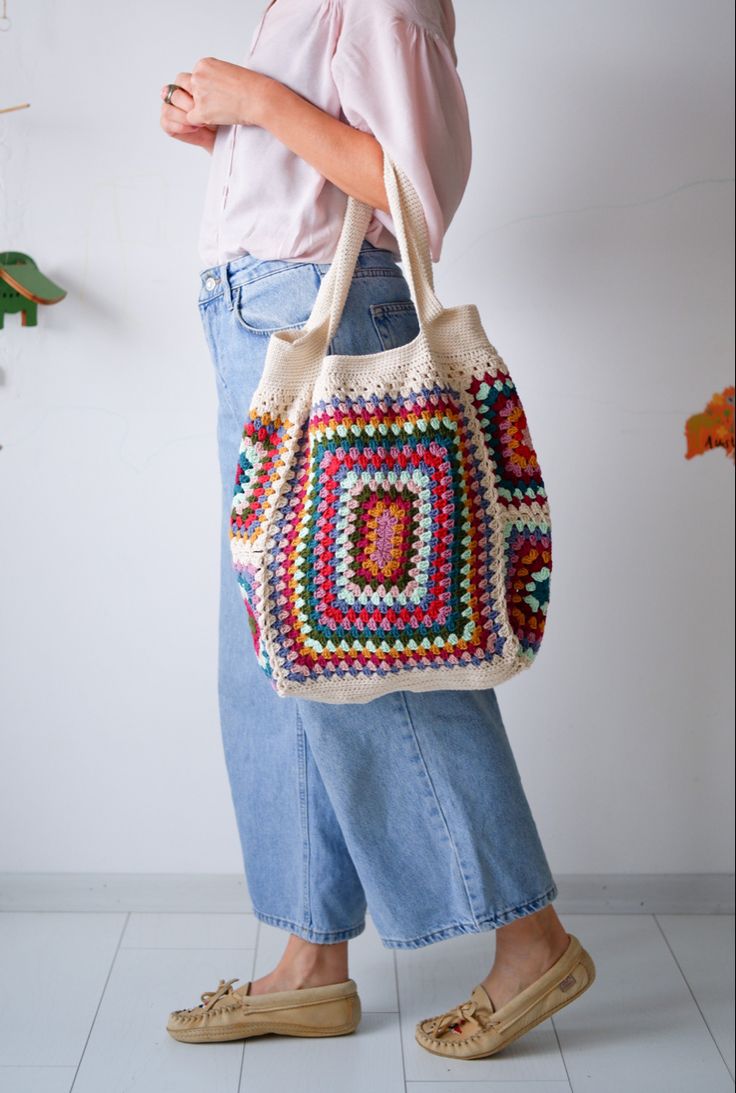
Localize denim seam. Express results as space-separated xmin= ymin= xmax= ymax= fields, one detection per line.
xmin=197 ymin=267 xmax=399 ymax=305
xmin=352 ymin=267 xmax=404 ymax=279
xmin=378 ymin=881 xmax=559 ymax=949
xmin=295 ymin=706 xmax=313 ymax=930
xmin=349 ymin=267 xmax=404 ymax=281
xmin=199 ymin=309 xmax=242 ymax=430
xmin=251 ymin=906 xmax=367 ymax=943
xmin=223 ymin=271 xmax=234 ymax=310
xmin=232 ymin=315 xmax=310 ymax=338
xmin=198 ymin=291 xmax=225 ymax=307
xmin=227 ymin=261 xmax=311 ymax=294
xmin=399 ymin=691 xmax=480 ymax=930
xmin=313 ymin=264 xmax=403 ymax=279
xmin=215 ymin=370 xmax=242 ymax=433
xmin=368 ymin=300 xmax=415 ymax=315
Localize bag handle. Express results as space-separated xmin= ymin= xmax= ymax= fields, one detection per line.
xmin=296 ymin=148 xmax=445 ymax=354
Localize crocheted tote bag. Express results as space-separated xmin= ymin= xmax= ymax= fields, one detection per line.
xmin=229 ymin=148 xmax=552 ymax=704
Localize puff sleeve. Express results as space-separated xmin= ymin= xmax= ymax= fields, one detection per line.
xmin=330 ymin=0 xmax=472 ymax=263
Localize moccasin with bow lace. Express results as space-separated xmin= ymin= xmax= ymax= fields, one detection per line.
xmin=167 ymin=976 xmax=361 ymax=1043
xmin=415 ymin=933 xmax=596 ymax=1059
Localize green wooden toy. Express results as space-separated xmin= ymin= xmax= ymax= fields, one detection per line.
xmin=0 ymin=251 xmax=66 ymax=329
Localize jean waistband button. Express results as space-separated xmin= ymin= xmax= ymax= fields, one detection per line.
xmin=204 ymin=275 xmax=218 ymax=291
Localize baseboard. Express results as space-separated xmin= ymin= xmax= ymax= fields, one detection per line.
xmin=552 ymin=873 xmax=734 ymax=914
xmin=0 ymin=873 xmax=252 ymax=913
xmin=0 ymin=872 xmax=733 ymax=915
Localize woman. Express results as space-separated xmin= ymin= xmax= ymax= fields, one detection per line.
xmin=159 ymin=0 xmax=595 ymax=1060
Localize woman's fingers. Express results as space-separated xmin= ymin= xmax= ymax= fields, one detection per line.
xmin=173 ymin=71 xmax=194 ymax=94
xmin=160 ymin=71 xmax=194 ymax=112
xmin=161 ymin=104 xmax=200 ymax=133
xmin=160 ymin=99 xmax=217 ymax=147
xmin=160 ymin=85 xmax=194 ymax=112
xmin=160 ymin=84 xmax=199 ymax=133
xmin=160 ymin=72 xmax=216 ymax=147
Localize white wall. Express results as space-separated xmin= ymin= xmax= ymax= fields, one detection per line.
xmin=0 ymin=0 xmax=733 ymax=875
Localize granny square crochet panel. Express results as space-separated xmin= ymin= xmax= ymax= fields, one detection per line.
xmin=229 ymin=349 xmax=552 ymax=702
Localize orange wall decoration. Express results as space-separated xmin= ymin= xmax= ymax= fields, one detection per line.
xmin=684 ymin=386 xmax=735 ymax=464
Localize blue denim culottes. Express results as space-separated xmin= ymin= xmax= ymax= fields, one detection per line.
xmin=197 ymin=240 xmax=558 ymax=949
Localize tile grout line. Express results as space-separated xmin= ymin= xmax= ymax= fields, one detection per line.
xmin=653 ymin=913 xmax=735 ymax=1082
xmin=68 ymin=910 xmax=130 ymax=1093
xmin=392 ymin=949 xmax=409 ymax=1092
xmin=2 ymin=873 xmax=733 ymax=916
xmin=0 ymin=909 xmax=258 ymax=915
xmin=120 ymin=946 xmax=258 ymax=951
xmin=237 ymin=915 xmax=262 ymax=1093
xmin=549 ymin=1015 xmax=578 ymax=1093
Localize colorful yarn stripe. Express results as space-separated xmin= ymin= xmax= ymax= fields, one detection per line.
xmin=229 ymin=364 xmax=552 ymax=694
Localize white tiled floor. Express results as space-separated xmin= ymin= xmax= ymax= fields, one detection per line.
xmin=0 ymin=910 xmax=733 ymax=1093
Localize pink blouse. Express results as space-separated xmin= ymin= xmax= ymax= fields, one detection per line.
xmin=197 ymin=0 xmax=472 ymax=268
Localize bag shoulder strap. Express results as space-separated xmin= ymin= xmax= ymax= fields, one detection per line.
xmin=301 ymin=149 xmax=445 ymax=353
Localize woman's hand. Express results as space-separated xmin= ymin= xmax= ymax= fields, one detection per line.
xmin=159 ymin=75 xmax=217 ymax=153
xmin=184 ymin=57 xmax=273 ymax=127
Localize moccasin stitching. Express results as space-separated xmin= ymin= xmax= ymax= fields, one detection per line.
xmin=171 ymin=990 xmax=358 ymax=1025
xmin=418 ymin=966 xmax=584 ymax=1047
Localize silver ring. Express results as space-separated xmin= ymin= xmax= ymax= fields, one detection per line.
xmin=164 ymin=83 xmax=182 ymax=105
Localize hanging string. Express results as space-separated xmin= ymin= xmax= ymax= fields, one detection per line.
xmin=0 ymin=0 xmax=29 ymax=111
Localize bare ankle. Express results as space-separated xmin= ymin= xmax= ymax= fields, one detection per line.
xmin=499 ymin=906 xmax=566 ymax=942
xmin=492 ymin=909 xmax=569 ymax=968
xmin=246 ymin=934 xmax=350 ymax=996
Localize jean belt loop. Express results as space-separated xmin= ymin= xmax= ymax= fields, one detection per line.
xmin=222 ymin=261 xmax=234 ymax=310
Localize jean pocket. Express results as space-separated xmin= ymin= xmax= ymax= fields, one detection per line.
xmin=232 ymin=265 xmax=320 ymax=336
xmin=368 ymin=299 xmax=421 ymax=351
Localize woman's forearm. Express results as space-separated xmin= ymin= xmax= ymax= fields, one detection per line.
xmin=253 ymin=76 xmax=390 ymax=214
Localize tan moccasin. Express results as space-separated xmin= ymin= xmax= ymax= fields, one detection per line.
xmin=167 ymin=976 xmax=361 ymax=1043
xmin=415 ymin=933 xmax=595 ymax=1059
